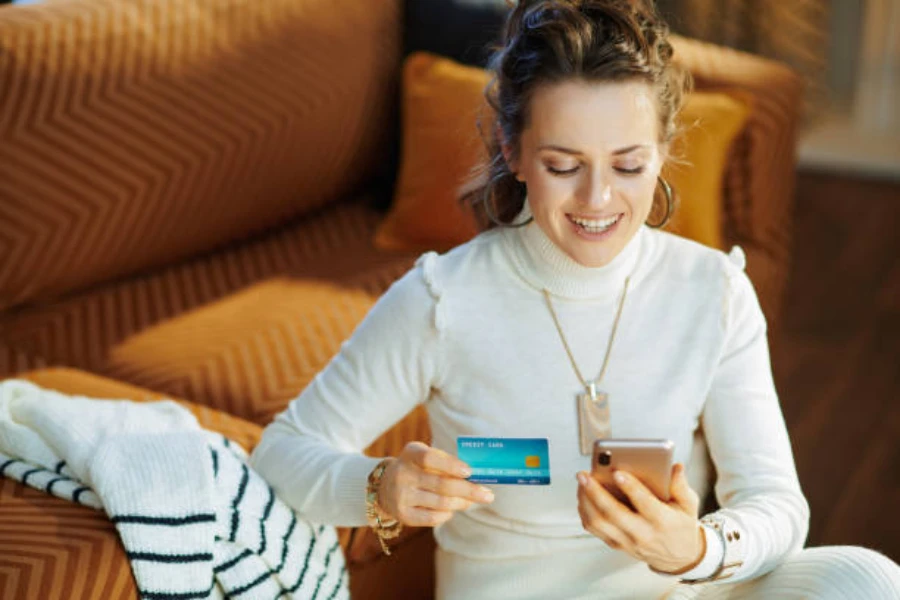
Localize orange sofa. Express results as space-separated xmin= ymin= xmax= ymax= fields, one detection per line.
xmin=0 ymin=0 xmax=803 ymax=597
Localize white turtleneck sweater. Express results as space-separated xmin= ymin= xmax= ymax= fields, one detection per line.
xmin=250 ymin=218 xmax=809 ymax=599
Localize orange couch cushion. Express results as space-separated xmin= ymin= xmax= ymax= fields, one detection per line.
xmin=0 ymin=199 xmax=419 ymax=406
xmin=105 ymin=279 xmax=382 ymax=424
xmin=0 ymin=0 xmax=401 ymax=311
xmin=661 ymin=91 xmax=752 ymax=248
xmin=101 ymin=276 xmax=434 ymax=454
xmin=373 ymin=52 xmax=485 ymax=252
xmin=375 ymin=51 xmax=750 ymax=253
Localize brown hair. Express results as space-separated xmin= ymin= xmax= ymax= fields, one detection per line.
xmin=462 ymin=0 xmax=692 ymax=229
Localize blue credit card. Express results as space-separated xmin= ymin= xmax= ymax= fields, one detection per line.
xmin=457 ymin=436 xmax=550 ymax=485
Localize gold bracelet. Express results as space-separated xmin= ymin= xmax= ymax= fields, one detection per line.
xmin=365 ymin=458 xmax=403 ymax=556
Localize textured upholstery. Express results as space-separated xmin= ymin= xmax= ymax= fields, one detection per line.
xmin=671 ymin=35 xmax=804 ymax=332
xmin=0 ymin=0 xmax=402 ymax=311
xmin=0 ymin=199 xmax=419 ymax=407
xmin=106 ymin=279 xmax=387 ymax=424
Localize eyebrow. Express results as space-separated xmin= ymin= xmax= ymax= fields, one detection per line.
xmin=538 ymin=144 xmax=650 ymax=156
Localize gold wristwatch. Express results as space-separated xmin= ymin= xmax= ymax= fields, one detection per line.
xmin=365 ymin=458 xmax=403 ymax=555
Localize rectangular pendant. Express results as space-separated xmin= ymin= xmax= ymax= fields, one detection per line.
xmin=577 ymin=391 xmax=611 ymax=456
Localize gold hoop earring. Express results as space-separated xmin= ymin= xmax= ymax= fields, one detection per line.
xmin=645 ymin=176 xmax=674 ymax=229
xmin=482 ymin=174 xmax=533 ymax=228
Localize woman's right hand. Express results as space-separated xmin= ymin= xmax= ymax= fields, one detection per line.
xmin=375 ymin=441 xmax=496 ymax=527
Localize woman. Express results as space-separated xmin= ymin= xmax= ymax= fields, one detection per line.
xmin=250 ymin=1 xmax=900 ymax=598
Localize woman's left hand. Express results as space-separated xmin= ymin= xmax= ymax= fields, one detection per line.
xmin=576 ymin=463 xmax=705 ymax=574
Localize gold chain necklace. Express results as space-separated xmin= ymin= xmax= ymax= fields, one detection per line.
xmin=542 ymin=276 xmax=630 ymax=455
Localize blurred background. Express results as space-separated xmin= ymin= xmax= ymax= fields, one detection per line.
xmin=660 ymin=0 xmax=900 ymax=567
xmin=1 ymin=0 xmax=897 ymax=579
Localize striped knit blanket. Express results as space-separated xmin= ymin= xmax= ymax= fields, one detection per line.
xmin=0 ymin=379 xmax=349 ymax=600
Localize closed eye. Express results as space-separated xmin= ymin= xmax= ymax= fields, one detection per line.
xmin=548 ymin=165 xmax=645 ymax=176
xmin=547 ymin=165 xmax=580 ymax=176
xmin=616 ymin=166 xmax=645 ymax=175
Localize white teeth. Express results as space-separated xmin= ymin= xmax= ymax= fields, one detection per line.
xmin=571 ymin=214 xmax=619 ymax=231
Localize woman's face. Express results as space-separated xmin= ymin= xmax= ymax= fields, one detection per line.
xmin=507 ymin=79 xmax=664 ymax=268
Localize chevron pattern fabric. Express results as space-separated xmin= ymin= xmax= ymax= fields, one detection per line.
xmin=0 ymin=200 xmax=431 ymax=570
xmin=1 ymin=475 xmax=140 ymax=600
xmin=0 ymin=199 xmax=419 ymax=412
xmin=104 ymin=279 xmax=392 ymax=425
xmin=0 ymin=199 xmax=425 ymax=559
xmin=0 ymin=0 xmax=402 ymax=311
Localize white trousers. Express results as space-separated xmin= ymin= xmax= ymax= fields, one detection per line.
xmin=666 ymin=546 xmax=900 ymax=600
xmin=436 ymin=545 xmax=900 ymax=599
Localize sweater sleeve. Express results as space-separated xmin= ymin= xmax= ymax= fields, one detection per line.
xmin=249 ymin=254 xmax=445 ymax=527
xmin=694 ymin=260 xmax=810 ymax=584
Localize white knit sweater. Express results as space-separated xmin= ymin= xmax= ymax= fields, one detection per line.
xmin=0 ymin=380 xmax=349 ymax=600
xmin=250 ymin=216 xmax=810 ymax=599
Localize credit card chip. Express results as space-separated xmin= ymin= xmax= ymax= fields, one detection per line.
xmin=525 ymin=455 xmax=541 ymax=468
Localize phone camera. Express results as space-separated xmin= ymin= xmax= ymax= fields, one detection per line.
xmin=598 ymin=451 xmax=611 ymax=466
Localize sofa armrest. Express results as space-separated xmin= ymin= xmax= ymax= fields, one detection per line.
xmin=672 ymin=35 xmax=805 ymax=331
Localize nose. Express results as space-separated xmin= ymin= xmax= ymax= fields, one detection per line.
xmin=581 ymin=171 xmax=613 ymax=210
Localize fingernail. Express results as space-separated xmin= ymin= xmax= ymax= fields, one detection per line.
xmin=460 ymin=467 xmax=472 ymax=478
xmin=614 ymin=471 xmax=626 ymax=484
xmin=577 ymin=472 xmax=587 ymax=486
xmin=479 ymin=486 xmax=494 ymax=501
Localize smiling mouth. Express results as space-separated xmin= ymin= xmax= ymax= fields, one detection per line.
xmin=567 ymin=213 xmax=622 ymax=234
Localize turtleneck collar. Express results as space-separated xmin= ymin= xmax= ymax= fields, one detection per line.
xmin=501 ymin=200 xmax=649 ymax=301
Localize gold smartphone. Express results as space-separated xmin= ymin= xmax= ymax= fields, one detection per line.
xmin=591 ymin=439 xmax=674 ymax=509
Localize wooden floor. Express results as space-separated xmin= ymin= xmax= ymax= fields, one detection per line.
xmin=771 ymin=170 xmax=900 ymax=563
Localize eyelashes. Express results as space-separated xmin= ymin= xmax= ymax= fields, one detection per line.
xmin=545 ymin=165 xmax=645 ymax=177
xmin=616 ymin=166 xmax=645 ymax=175
xmin=546 ymin=166 xmax=580 ymax=176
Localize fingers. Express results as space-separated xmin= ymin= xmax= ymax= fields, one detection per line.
xmin=401 ymin=506 xmax=456 ymax=527
xmin=413 ymin=489 xmax=475 ymax=513
xmin=388 ymin=473 xmax=489 ymax=527
xmin=387 ymin=442 xmax=493 ymax=528
xmin=419 ymin=471 xmax=495 ymax=504
xmin=577 ymin=489 xmax=632 ymax=550
xmin=404 ymin=442 xmax=471 ymax=478
xmin=668 ymin=463 xmax=700 ymax=515
xmin=610 ymin=469 xmax=664 ymax=521
xmin=401 ymin=443 xmax=492 ymax=503
xmin=577 ymin=472 xmax=653 ymax=541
